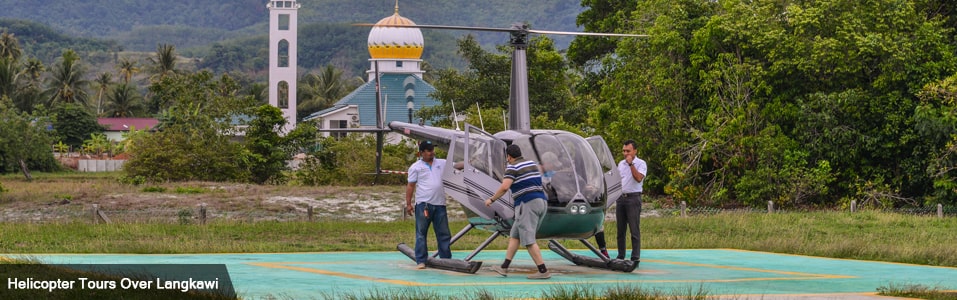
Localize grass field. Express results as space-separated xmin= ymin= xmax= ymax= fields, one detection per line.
xmin=2 ymin=172 xmax=956 ymax=299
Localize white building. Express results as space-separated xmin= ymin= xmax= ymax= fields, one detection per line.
xmin=267 ymin=0 xmax=300 ymax=133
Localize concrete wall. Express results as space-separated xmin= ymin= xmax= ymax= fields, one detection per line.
xmin=78 ymin=160 xmax=125 ymax=172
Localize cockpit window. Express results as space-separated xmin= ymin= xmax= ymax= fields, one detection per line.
xmin=532 ymin=134 xmax=603 ymax=203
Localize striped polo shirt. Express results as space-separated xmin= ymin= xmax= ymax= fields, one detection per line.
xmin=504 ymin=157 xmax=546 ymax=206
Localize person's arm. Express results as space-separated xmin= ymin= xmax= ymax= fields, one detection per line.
xmin=405 ymin=182 xmax=416 ymax=215
xmin=484 ymin=178 xmax=513 ymax=207
xmin=628 ymin=163 xmax=644 ymax=182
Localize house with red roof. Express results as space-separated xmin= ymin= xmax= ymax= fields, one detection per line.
xmin=97 ymin=118 xmax=159 ymax=142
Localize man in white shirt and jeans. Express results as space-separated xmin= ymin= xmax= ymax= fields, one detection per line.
xmin=405 ymin=140 xmax=452 ymax=269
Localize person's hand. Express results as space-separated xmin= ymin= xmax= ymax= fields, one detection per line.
xmin=406 ymin=204 xmax=414 ymax=216
xmin=485 ymin=198 xmax=494 ymax=207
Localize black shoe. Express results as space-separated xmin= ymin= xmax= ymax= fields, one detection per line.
xmin=631 ymin=258 xmax=640 ymax=262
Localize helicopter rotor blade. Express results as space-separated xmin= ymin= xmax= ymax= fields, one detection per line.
xmin=354 ymin=23 xmax=648 ymax=37
xmin=354 ymin=23 xmax=516 ymax=33
xmin=527 ymin=29 xmax=648 ymax=38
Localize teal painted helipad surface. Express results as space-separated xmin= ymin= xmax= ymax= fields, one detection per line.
xmin=7 ymin=249 xmax=957 ymax=299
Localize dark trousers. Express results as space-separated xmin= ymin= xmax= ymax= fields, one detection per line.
xmin=615 ymin=193 xmax=641 ymax=260
xmin=414 ymin=203 xmax=452 ymax=264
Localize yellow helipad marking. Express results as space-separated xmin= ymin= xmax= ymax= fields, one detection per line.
xmin=247 ymin=258 xmax=854 ymax=287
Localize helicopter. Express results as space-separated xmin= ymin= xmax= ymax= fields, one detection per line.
xmin=321 ymin=21 xmax=647 ymax=273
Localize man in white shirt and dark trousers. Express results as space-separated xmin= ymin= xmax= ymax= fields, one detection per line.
xmin=616 ymin=139 xmax=646 ymax=263
xmin=405 ymin=140 xmax=452 ymax=269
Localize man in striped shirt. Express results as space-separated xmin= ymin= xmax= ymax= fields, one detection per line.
xmin=484 ymin=144 xmax=550 ymax=279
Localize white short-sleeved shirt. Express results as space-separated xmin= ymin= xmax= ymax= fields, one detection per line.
xmin=618 ymin=158 xmax=647 ymax=193
xmin=407 ymin=158 xmax=447 ymax=206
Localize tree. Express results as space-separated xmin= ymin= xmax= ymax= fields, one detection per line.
xmin=103 ymin=83 xmax=145 ymax=117
xmin=567 ymin=0 xmax=638 ymax=67
xmin=117 ymin=57 xmax=138 ymax=84
xmin=44 ymin=49 xmax=90 ymax=107
xmin=0 ymin=31 xmax=22 ymax=61
xmin=147 ymin=44 xmax=179 ymax=113
xmin=126 ymin=71 xmax=257 ymax=182
xmin=297 ymin=64 xmax=363 ymax=119
xmin=93 ymin=72 xmax=112 ymax=116
xmin=425 ymin=35 xmax=585 ymax=128
xmin=0 ymin=98 xmax=59 ymax=178
xmin=587 ymin=0 xmax=957 ymax=207
xmin=148 ymin=43 xmax=177 ymax=82
xmin=243 ymin=105 xmax=314 ymax=184
xmin=52 ymin=103 xmax=103 ymax=148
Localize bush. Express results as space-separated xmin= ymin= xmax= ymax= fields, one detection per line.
xmin=295 ymin=134 xmax=415 ymax=185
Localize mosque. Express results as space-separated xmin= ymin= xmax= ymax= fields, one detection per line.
xmin=267 ymin=0 xmax=441 ymax=137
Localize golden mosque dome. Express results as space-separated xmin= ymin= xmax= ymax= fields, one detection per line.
xmin=367 ymin=4 xmax=424 ymax=60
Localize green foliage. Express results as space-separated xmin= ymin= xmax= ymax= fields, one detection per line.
xmin=0 ymin=19 xmax=117 ymax=62
xmin=124 ymin=121 xmax=245 ymax=182
xmin=296 ymin=135 xmax=415 ymax=186
xmin=44 ymin=49 xmax=90 ymax=107
xmin=242 ymin=105 xmax=316 ymax=184
xmin=81 ymin=133 xmax=111 ymax=156
xmin=103 ymin=83 xmax=146 ymax=117
xmin=585 ymin=0 xmax=957 ymax=207
xmin=426 ymin=35 xmax=587 ymax=128
xmin=0 ymin=98 xmax=59 ymax=175
xmin=51 ymin=103 xmax=103 ymax=148
xmin=125 ymin=71 xmax=255 ymax=182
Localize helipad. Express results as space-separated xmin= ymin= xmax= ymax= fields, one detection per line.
xmin=8 ymin=249 xmax=957 ymax=299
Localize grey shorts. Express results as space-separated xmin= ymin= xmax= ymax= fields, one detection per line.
xmin=510 ymin=198 xmax=546 ymax=246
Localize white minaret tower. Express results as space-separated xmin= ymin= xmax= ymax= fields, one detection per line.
xmin=267 ymin=0 xmax=299 ymax=133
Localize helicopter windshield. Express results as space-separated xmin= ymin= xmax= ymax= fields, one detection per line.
xmin=532 ymin=133 xmax=604 ymax=203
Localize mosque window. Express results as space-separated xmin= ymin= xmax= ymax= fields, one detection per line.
xmin=278 ymin=81 xmax=289 ymax=109
xmin=278 ymin=14 xmax=289 ymax=30
xmin=278 ymin=40 xmax=289 ymax=67
xmin=396 ymin=61 xmax=403 ymax=68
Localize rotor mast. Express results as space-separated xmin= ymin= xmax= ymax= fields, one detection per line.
xmin=508 ymin=23 xmax=531 ymax=133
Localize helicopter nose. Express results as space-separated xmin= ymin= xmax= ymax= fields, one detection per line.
xmin=566 ymin=199 xmax=590 ymax=215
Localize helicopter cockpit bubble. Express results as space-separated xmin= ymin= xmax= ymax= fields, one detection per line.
xmin=531 ymin=133 xmax=604 ymax=205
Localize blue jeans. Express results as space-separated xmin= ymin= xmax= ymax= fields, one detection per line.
xmin=415 ymin=203 xmax=452 ymax=264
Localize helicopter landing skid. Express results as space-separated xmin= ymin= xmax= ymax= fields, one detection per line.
xmin=397 ymin=243 xmax=483 ymax=273
xmin=547 ymin=240 xmax=638 ymax=272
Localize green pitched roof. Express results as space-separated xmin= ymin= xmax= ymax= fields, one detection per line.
xmin=304 ymin=73 xmax=440 ymax=126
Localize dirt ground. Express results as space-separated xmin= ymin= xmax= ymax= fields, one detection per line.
xmin=0 ymin=178 xmax=457 ymax=223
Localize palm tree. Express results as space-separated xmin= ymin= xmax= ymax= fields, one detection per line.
xmin=15 ymin=58 xmax=45 ymax=113
xmin=93 ymin=72 xmax=112 ymax=116
xmin=0 ymin=57 xmax=18 ymax=101
xmin=117 ymin=58 xmax=138 ymax=84
xmin=104 ymin=83 xmax=145 ymax=117
xmin=44 ymin=49 xmax=89 ymax=107
xmin=147 ymin=43 xmax=177 ymax=83
xmin=22 ymin=58 xmax=44 ymax=83
xmin=0 ymin=31 xmax=22 ymax=61
xmin=297 ymin=65 xmax=363 ymax=117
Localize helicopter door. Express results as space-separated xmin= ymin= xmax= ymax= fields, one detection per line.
xmin=444 ymin=134 xmax=495 ymax=220
xmin=464 ymin=124 xmax=513 ymax=220
xmin=586 ymin=136 xmax=622 ymax=209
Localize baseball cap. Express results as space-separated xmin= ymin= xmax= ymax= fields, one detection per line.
xmin=418 ymin=140 xmax=435 ymax=151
